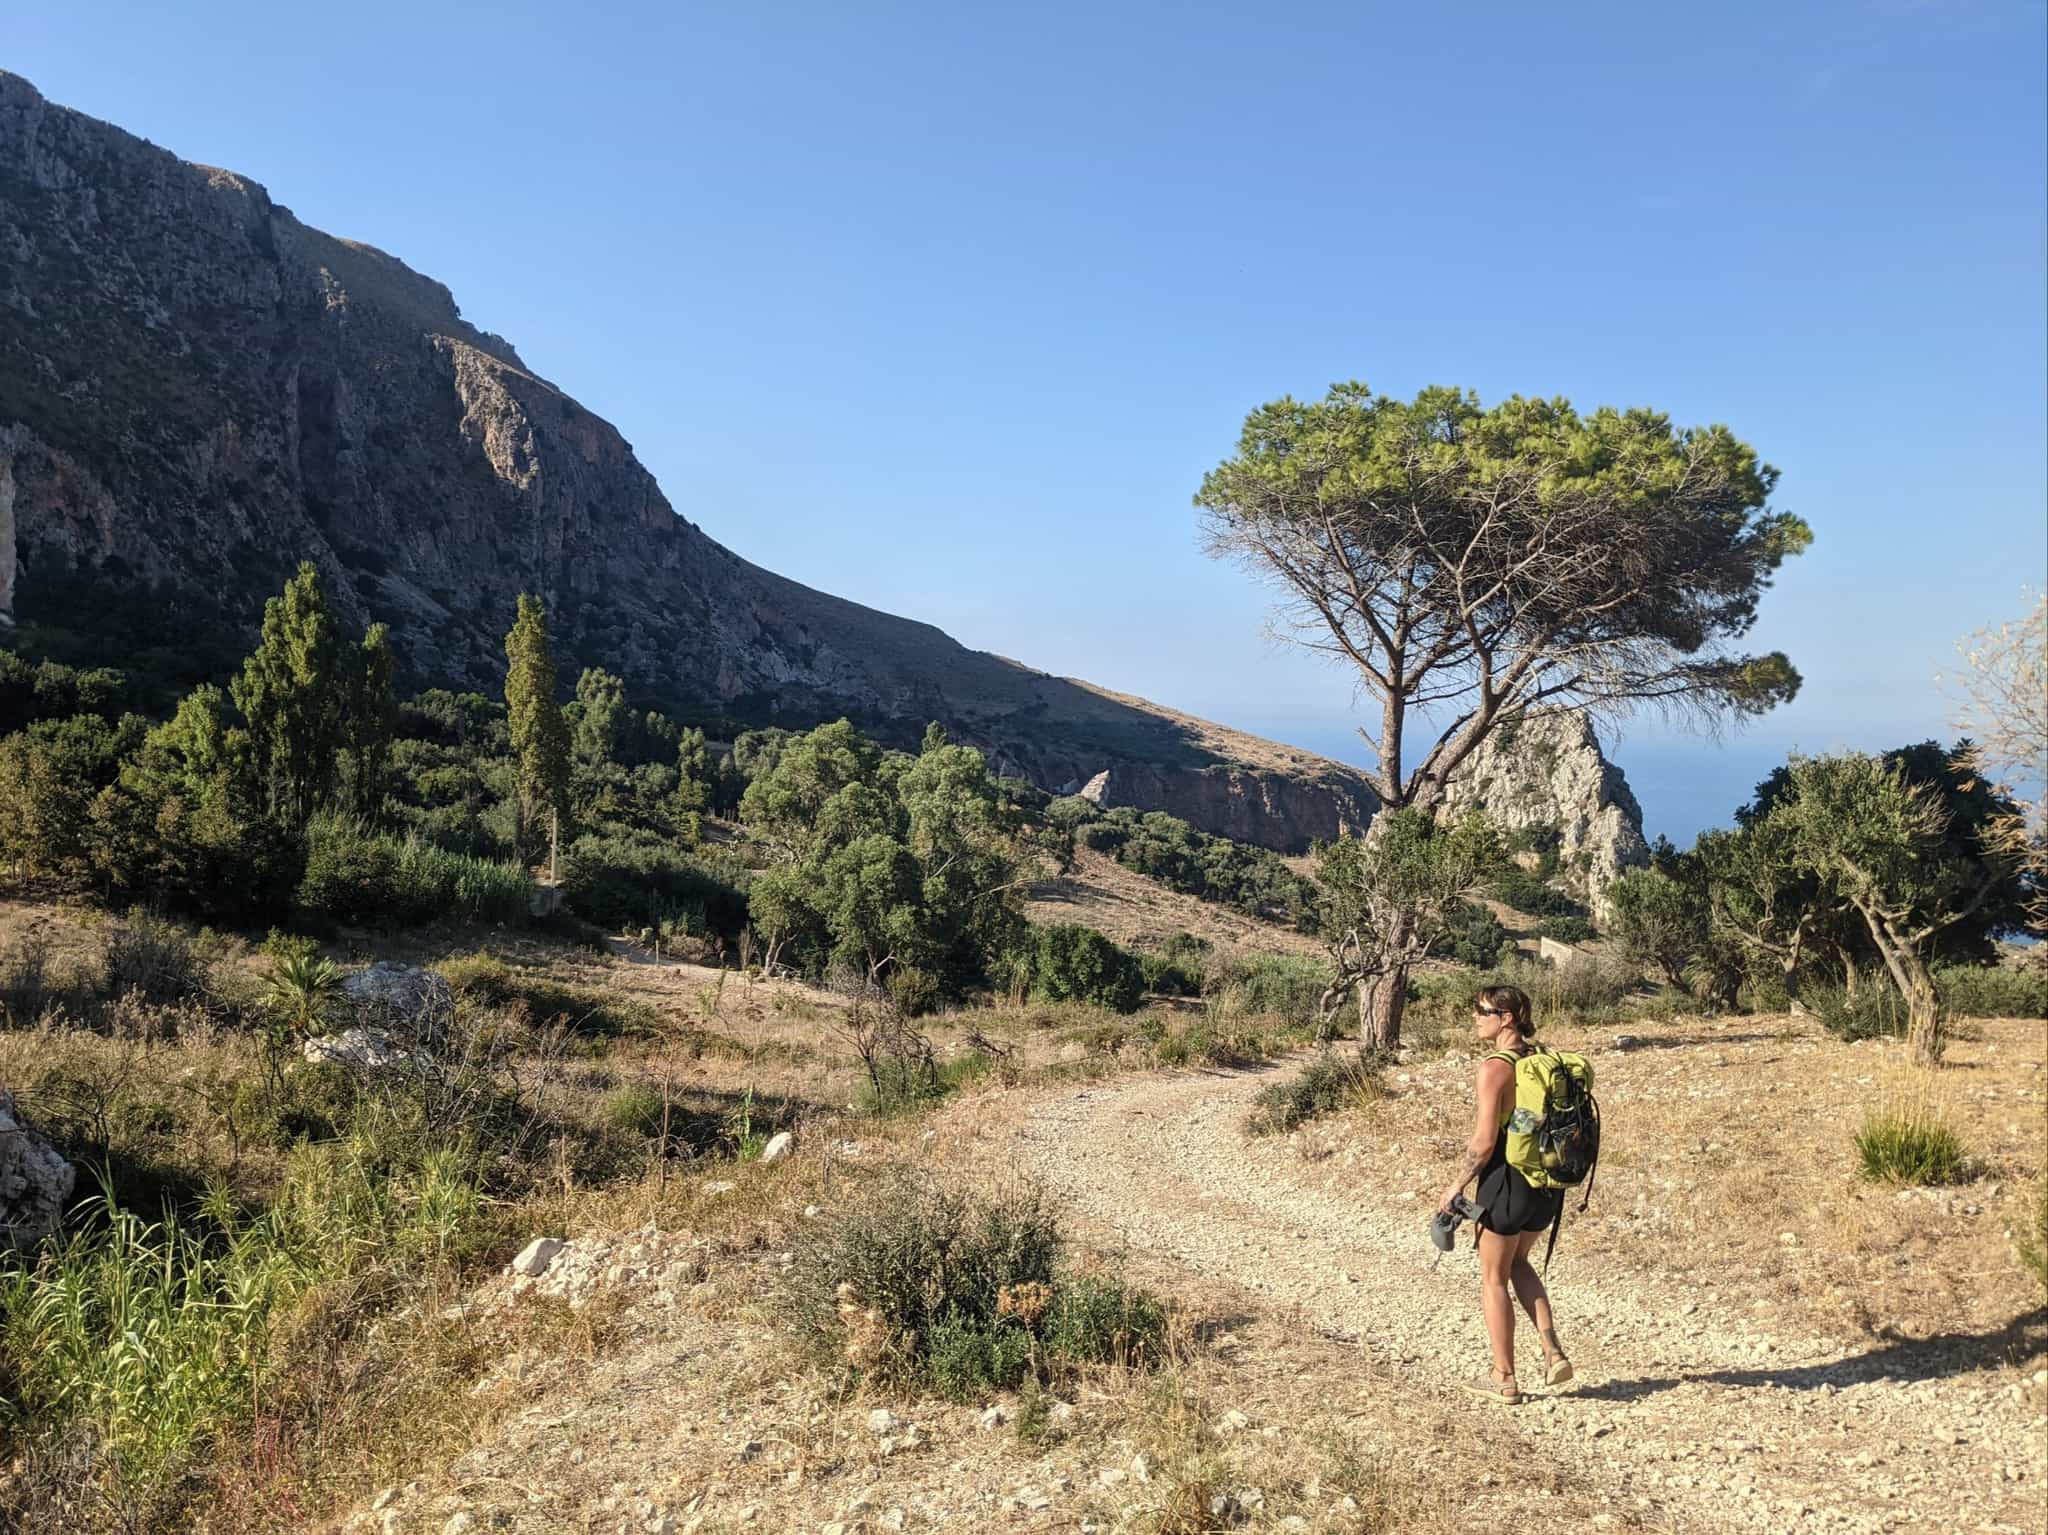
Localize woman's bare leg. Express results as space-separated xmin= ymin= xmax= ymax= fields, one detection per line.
xmin=1475 ymin=1227 xmax=1519 ymax=1384
xmin=1509 ymin=1228 xmax=1566 ymax=1367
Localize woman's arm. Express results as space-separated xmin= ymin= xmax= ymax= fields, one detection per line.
xmin=1438 ymin=1057 xmax=1513 ymax=1212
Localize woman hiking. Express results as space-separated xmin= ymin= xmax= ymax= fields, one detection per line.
xmin=1437 ymin=983 xmax=1573 ymax=1404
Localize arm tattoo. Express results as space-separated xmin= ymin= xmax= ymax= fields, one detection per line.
xmin=1451 ymin=1141 xmax=1492 ymax=1189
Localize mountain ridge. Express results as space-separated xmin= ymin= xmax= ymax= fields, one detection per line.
xmin=0 ymin=68 xmax=1388 ymax=851
xmin=0 ymin=70 xmax=1648 ymax=874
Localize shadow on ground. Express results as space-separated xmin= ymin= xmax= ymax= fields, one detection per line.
xmin=1574 ymin=1307 xmax=2048 ymax=1402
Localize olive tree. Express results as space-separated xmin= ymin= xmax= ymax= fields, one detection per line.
xmin=1198 ymin=383 xmax=1809 ymax=1046
xmin=1775 ymin=752 xmax=2021 ymax=1063
xmin=1312 ymin=809 xmax=1501 ymax=1041
xmin=1605 ymin=865 xmax=1704 ymax=988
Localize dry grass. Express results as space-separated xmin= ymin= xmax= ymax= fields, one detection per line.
xmin=1294 ymin=1007 xmax=2047 ymax=1352
xmin=1026 ymin=848 xmax=1324 ymax=958
xmin=7 ymin=893 xmax=2038 ymax=1533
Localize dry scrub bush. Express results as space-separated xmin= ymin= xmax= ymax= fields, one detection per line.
xmin=1247 ymin=1049 xmax=1387 ymax=1135
xmin=787 ymin=1171 xmax=1166 ymax=1401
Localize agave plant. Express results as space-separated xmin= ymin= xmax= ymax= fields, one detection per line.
xmin=263 ymin=951 xmax=345 ymax=1041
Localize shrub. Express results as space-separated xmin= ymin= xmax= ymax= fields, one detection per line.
xmin=1404 ymin=967 xmax=1483 ymax=1046
xmin=1075 ymin=808 xmax=1320 ymax=927
xmin=299 ymin=821 xmax=530 ymax=929
xmin=788 ymin=1173 xmax=1165 ymax=1399
xmin=926 ymin=1314 xmax=1037 ymax=1399
xmin=103 ymin=914 xmax=208 ymax=1009
xmin=1435 ymin=904 xmax=1509 ymax=968
xmin=1932 ymin=963 xmax=2048 ymax=1020
xmin=296 ymin=820 xmax=402 ymax=926
xmin=1487 ymin=867 xmax=1586 ymax=920
xmin=1212 ymin=953 xmax=1329 ymax=1031
xmin=1487 ymin=952 xmax=1640 ymax=1025
xmin=1139 ymin=951 xmax=1203 ymax=998
xmin=1247 ymin=1050 xmax=1386 ymax=1134
xmin=790 ymin=1174 xmax=1058 ymax=1372
xmin=1042 ymin=1273 xmax=1168 ymax=1368
xmin=1535 ymin=915 xmax=1598 ymax=945
xmin=1809 ymin=985 xmax=1909 ymax=1042
xmin=560 ymin=832 xmax=749 ymax=937
xmin=1152 ymin=1019 xmax=1271 ymax=1069
xmin=1854 ymin=1107 xmax=1970 ymax=1185
xmin=1031 ymin=925 xmax=1145 ymax=1014
xmin=885 ymin=965 xmax=941 ymax=1019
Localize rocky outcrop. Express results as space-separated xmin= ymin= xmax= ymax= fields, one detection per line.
xmin=1438 ymin=710 xmax=1649 ymax=919
xmin=0 ymin=70 xmax=1375 ymax=854
xmin=341 ymin=962 xmax=455 ymax=1049
xmin=1070 ymin=759 xmax=1375 ymax=847
xmin=0 ymin=1087 xmax=75 ymax=1245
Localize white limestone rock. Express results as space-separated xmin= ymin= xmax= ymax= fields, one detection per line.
xmin=0 ymin=1087 xmax=75 ymax=1245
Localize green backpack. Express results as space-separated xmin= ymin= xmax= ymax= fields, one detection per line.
xmin=1487 ymin=1045 xmax=1602 ymax=1269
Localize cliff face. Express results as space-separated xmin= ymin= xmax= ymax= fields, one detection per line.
xmin=1438 ymin=710 xmax=1650 ymax=919
xmin=1074 ymin=760 xmax=1377 ymax=849
xmin=0 ymin=71 xmax=1378 ymax=853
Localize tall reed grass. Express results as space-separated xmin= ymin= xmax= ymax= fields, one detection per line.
xmin=0 ymin=1117 xmax=499 ymax=1513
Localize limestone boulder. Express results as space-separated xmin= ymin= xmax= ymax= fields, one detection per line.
xmin=303 ymin=1027 xmax=406 ymax=1070
xmin=0 ymin=1088 xmax=76 ymax=1245
xmin=341 ymin=962 xmax=455 ymax=1049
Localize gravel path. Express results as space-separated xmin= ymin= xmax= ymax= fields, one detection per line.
xmin=1013 ymin=1060 xmax=2046 ymax=1535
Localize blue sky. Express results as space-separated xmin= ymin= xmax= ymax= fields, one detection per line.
xmin=13 ymin=1 xmax=2046 ymax=841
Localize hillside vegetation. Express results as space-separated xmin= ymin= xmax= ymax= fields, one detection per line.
xmin=0 ymin=567 xmax=2040 ymax=1535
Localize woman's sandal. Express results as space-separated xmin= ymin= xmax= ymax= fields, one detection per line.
xmin=1462 ymin=1372 xmax=1522 ymax=1405
xmin=1546 ymin=1355 xmax=1575 ymax=1386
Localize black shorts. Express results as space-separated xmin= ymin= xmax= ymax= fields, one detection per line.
xmin=1476 ymin=1160 xmax=1563 ymax=1236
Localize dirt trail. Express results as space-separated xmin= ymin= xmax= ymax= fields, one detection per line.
xmin=1012 ymin=1060 xmax=2046 ymax=1535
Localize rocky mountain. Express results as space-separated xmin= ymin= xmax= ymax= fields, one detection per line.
xmin=0 ymin=74 xmax=1653 ymax=869
xmin=1438 ymin=709 xmax=1650 ymax=919
xmin=0 ymin=71 xmax=1377 ymax=851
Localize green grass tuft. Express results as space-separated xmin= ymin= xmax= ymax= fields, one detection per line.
xmin=1854 ymin=1108 xmax=1970 ymax=1185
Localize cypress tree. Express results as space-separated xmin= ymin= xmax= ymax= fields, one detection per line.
xmin=505 ymin=594 xmax=570 ymax=876
xmin=573 ymin=666 xmax=625 ymax=768
xmin=339 ymin=622 xmax=398 ymax=817
xmin=231 ymin=561 xmax=341 ymax=825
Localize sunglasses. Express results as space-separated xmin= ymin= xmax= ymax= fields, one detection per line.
xmin=1474 ymin=1006 xmax=1509 ymax=1017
